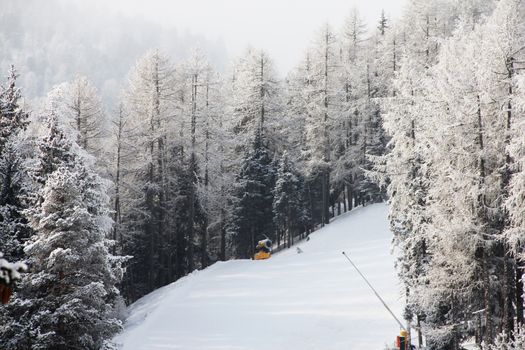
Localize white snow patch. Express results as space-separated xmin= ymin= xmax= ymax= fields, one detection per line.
xmin=114 ymin=203 xmax=403 ymax=350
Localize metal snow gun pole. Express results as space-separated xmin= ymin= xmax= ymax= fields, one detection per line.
xmin=342 ymin=251 xmax=409 ymax=349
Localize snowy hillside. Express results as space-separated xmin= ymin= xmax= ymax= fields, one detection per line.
xmin=113 ymin=203 xmax=403 ymax=350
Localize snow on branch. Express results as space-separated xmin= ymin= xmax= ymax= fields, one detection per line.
xmin=0 ymin=253 xmax=27 ymax=286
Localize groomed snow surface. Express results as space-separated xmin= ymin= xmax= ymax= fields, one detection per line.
xmin=114 ymin=203 xmax=403 ymax=350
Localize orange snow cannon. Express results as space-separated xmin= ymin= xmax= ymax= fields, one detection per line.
xmin=254 ymin=251 xmax=271 ymax=260
xmin=254 ymin=239 xmax=272 ymax=260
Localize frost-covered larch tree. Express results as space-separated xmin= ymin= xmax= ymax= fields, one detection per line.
xmin=229 ymin=49 xmax=283 ymax=153
xmin=378 ymin=0 xmax=525 ymax=346
xmin=177 ymin=50 xmax=215 ymax=270
xmin=333 ymin=9 xmax=368 ymax=213
xmin=65 ymin=76 xmax=107 ymax=159
xmin=378 ymin=51 xmax=432 ymax=347
xmin=303 ymin=24 xmax=340 ymax=226
xmin=420 ymin=1 xmax=525 ymax=344
xmin=497 ymin=0 xmax=525 ymax=337
xmin=507 ymin=73 xmax=525 ymax=332
xmin=121 ymin=50 xmax=176 ymax=298
xmin=187 ymin=58 xmax=234 ymax=264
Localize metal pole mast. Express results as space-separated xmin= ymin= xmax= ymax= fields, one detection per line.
xmin=342 ymin=251 xmax=406 ymax=331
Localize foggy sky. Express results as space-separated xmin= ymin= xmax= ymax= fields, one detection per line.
xmin=98 ymin=0 xmax=406 ymax=74
xmin=2 ymin=0 xmax=407 ymax=102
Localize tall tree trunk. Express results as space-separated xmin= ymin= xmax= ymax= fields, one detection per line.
xmin=201 ymin=82 xmax=210 ymax=269
xmin=154 ymin=60 xmax=165 ymax=288
xmin=112 ymin=105 xmax=124 ymax=255
xmin=188 ymin=73 xmax=198 ymax=272
xmin=188 ymin=159 xmax=195 ymax=272
xmin=146 ymin=81 xmax=156 ymax=292
xmin=220 ymin=206 xmax=226 ymax=261
xmin=321 ymin=172 xmax=327 ymax=227
xmin=476 ymin=97 xmax=493 ymax=344
xmin=146 ymin=150 xmax=155 ymax=291
xmin=516 ymin=259 xmax=524 ymax=326
xmin=260 ymin=54 xmax=265 ymax=130
xmin=322 ymin=29 xmax=331 ymax=226
xmin=218 ymin=108 xmax=227 ymax=262
xmin=417 ymin=315 xmax=423 ymax=349
xmin=503 ymin=256 xmax=515 ymax=334
xmin=347 ymin=180 xmax=353 ymax=211
xmin=482 ymin=248 xmax=493 ymax=342
xmin=343 ymin=186 xmax=347 ymax=212
xmin=75 ymin=93 xmax=83 ymax=148
xmin=502 ymin=56 xmax=516 ymax=335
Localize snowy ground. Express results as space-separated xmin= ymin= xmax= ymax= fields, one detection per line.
xmin=113 ymin=203 xmax=403 ymax=350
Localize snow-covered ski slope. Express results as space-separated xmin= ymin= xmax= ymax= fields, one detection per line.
xmin=114 ymin=203 xmax=403 ymax=350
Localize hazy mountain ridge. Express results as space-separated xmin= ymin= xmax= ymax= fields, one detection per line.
xmin=0 ymin=0 xmax=228 ymax=105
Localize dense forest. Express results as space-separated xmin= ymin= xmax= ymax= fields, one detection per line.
xmin=1 ymin=0 xmax=525 ymax=349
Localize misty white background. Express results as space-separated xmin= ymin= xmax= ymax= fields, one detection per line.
xmin=0 ymin=0 xmax=405 ymax=103
xmin=103 ymin=0 xmax=405 ymax=73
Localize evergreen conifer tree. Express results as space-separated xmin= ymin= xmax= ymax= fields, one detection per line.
xmin=21 ymin=161 xmax=123 ymax=350
xmin=232 ymin=131 xmax=276 ymax=258
xmin=1 ymin=102 xmax=124 ymax=350
xmin=273 ymin=152 xmax=310 ymax=248
xmin=0 ymin=66 xmax=31 ymax=261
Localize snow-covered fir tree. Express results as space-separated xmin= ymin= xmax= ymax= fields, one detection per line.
xmin=22 ymin=163 xmax=122 ymax=349
xmin=0 ymin=66 xmax=31 ymax=262
xmin=1 ymin=99 xmax=124 ymax=349
xmin=232 ymin=130 xmax=276 ymax=259
xmin=0 ymin=66 xmax=29 ymax=154
xmin=273 ymin=151 xmax=310 ymax=248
